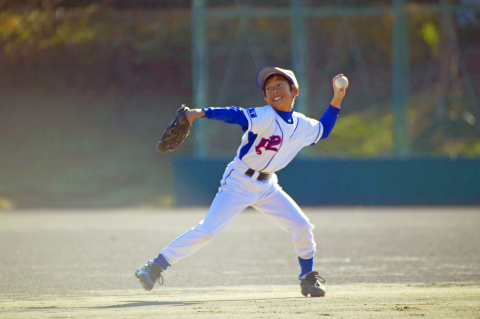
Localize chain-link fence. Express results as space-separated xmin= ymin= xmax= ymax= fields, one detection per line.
xmin=192 ymin=0 xmax=480 ymax=158
xmin=0 ymin=0 xmax=478 ymax=208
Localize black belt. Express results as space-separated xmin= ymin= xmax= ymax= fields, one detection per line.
xmin=245 ymin=168 xmax=270 ymax=181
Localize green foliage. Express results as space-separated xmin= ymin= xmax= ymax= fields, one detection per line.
xmin=0 ymin=7 xmax=192 ymax=93
xmin=420 ymin=20 xmax=440 ymax=58
xmin=0 ymin=7 xmax=190 ymax=55
xmin=442 ymin=140 xmax=480 ymax=158
xmin=312 ymin=111 xmax=393 ymax=157
xmin=0 ymin=9 xmax=96 ymax=53
xmin=0 ymin=0 xmax=190 ymax=10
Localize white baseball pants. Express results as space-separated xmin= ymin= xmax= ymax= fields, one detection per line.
xmin=160 ymin=158 xmax=316 ymax=266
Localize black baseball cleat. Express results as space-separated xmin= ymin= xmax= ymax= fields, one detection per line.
xmin=135 ymin=261 xmax=163 ymax=291
xmin=300 ymin=271 xmax=326 ymax=297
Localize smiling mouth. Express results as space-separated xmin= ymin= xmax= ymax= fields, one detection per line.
xmin=273 ymin=96 xmax=282 ymax=101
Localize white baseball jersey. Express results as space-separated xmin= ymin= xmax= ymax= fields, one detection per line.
xmin=157 ymin=105 xmax=327 ymax=269
xmin=238 ymin=105 xmax=324 ymax=173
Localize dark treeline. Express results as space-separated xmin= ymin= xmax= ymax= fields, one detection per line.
xmin=0 ymin=8 xmax=193 ymax=94
xmin=0 ymin=0 xmax=190 ymax=10
xmin=0 ymin=0 xmax=445 ymax=11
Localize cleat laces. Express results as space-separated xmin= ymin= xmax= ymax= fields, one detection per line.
xmin=304 ymin=271 xmax=326 ymax=285
xmin=147 ymin=262 xmax=164 ymax=286
xmin=314 ymin=274 xmax=326 ymax=284
xmin=155 ymin=274 xmax=164 ymax=286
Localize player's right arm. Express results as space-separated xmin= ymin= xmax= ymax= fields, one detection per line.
xmin=331 ymin=74 xmax=347 ymax=108
xmin=316 ymin=74 xmax=346 ymax=140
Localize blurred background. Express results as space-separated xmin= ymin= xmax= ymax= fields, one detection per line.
xmin=0 ymin=0 xmax=479 ymax=209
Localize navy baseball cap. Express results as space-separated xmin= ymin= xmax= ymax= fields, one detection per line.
xmin=256 ymin=67 xmax=299 ymax=91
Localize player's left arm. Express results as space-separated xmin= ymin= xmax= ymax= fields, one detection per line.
xmin=202 ymin=107 xmax=249 ymax=131
xmin=185 ymin=109 xmax=206 ymax=123
xmin=184 ymin=107 xmax=250 ymax=131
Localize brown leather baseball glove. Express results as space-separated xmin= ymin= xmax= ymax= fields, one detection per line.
xmin=156 ymin=105 xmax=191 ymax=153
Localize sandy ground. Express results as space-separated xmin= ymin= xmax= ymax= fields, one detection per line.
xmin=1 ymin=284 xmax=480 ymax=318
xmin=0 ymin=207 xmax=479 ymax=318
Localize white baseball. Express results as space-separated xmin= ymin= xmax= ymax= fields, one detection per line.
xmin=335 ymin=76 xmax=349 ymax=89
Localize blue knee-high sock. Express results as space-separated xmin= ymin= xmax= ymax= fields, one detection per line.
xmin=152 ymin=253 xmax=171 ymax=270
xmin=298 ymin=257 xmax=313 ymax=279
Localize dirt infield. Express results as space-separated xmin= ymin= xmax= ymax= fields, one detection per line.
xmin=0 ymin=208 xmax=479 ymax=318
xmin=1 ymin=284 xmax=479 ymax=318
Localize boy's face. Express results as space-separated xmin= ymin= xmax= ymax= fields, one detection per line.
xmin=264 ymin=75 xmax=299 ymax=112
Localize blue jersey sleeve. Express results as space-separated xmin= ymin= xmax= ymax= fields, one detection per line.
xmin=202 ymin=107 xmax=249 ymax=131
xmin=319 ymin=105 xmax=340 ymax=139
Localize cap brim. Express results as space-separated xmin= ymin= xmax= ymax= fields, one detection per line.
xmin=256 ymin=67 xmax=298 ymax=91
xmin=256 ymin=67 xmax=282 ymax=90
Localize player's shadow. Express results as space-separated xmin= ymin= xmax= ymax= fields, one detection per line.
xmin=92 ymin=300 xmax=201 ymax=308
xmin=91 ymin=297 xmax=302 ymax=309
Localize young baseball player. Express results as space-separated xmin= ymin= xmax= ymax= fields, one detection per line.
xmin=136 ymin=67 xmax=347 ymax=297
